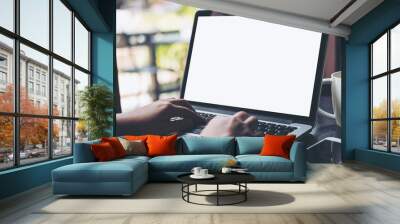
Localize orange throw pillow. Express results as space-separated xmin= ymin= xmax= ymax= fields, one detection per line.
xmin=101 ymin=137 xmax=127 ymax=158
xmin=259 ymin=135 xmax=296 ymax=159
xmin=124 ymin=135 xmax=148 ymax=141
xmin=91 ymin=142 xmax=117 ymax=162
xmin=146 ymin=135 xmax=177 ymax=157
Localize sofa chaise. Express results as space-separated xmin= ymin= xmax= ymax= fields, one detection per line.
xmin=52 ymin=136 xmax=306 ymax=196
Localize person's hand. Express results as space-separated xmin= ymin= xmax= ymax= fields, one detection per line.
xmin=200 ymin=111 xmax=259 ymax=136
xmin=116 ymin=98 xmax=205 ymax=135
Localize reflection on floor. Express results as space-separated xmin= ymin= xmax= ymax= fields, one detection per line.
xmin=1 ymin=162 xmax=400 ymax=224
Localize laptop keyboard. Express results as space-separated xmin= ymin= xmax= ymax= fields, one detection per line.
xmin=255 ymin=120 xmax=297 ymax=136
xmin=198 ymin=112 xmax=217 ymax=122
xmin=198 ymin=112 xmax=297 ymax=136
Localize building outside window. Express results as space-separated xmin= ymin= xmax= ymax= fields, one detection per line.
xmin=0 ymin=54 xmax=7 ymax=67
xmin=41 ymin=85 xmax=46 ymax=97
xmin=41 ymin=73 xmax=46 ymax=83
xmin=28 ymin=81 xmax=34 ymax=94
xmin=0 ymin=71 xmax=6 ymax=84
xmin=28 ymin=66 xmax=34 ymax=80
xmin=0 ymin=0 xmax=91 ymax=170
xmin=370 ymin=22 xmax=400 ymax=154
xmin=0 ymin=54 xmax=7 ymax=90
xmin=0 ymin=71 xmax=7 ymax=92
xmin=35 ymin=70 xmax=40 ymax=81
xmin=35 ymin=83 xmax=40 ymax=95
xmin=54 ymin=88 xmax=58 ymax=104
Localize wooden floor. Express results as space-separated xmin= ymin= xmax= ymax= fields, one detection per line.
xmin=1 ymin=162 xmax=400 ymax=224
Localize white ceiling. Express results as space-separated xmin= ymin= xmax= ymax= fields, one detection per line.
xmin=170 ymin=0 xmax=384 ymax=38
xmin=226 ymin=0 xmax=352 ymax=23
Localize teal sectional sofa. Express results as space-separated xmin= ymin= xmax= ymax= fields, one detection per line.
xmin=52 ymin=136 xmax=306 ymax=196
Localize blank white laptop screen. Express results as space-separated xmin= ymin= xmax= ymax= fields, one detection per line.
xmin=183 ymin=16 xmax=322 ymax=117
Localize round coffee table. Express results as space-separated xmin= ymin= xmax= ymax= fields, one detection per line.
xmin=177 ymin=173 xmax=255 ymax=206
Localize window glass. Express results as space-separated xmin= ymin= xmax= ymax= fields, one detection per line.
xmin=372 ymin=76 xmax=387 ymax=119
xmin=74 ymin=18 xmax=89 ymax=70
xmin=20 ymin=0 xmax=49 ymax=49
xmin=0 ymin=35 xmax=14 ymax=112
xmin=372 ymin=121 xmax=388 ymax=151
xmin=53 ymin=0 xmax=72 ymax=60
xmin=74 ymin=69 xmax=89 ymax=118
xmin=391 ymin=72 xmax=400 ymax=118
xmin=75 ymin=120 xmax=88 ymax=143
xmin=53 ymin=119 xmax=72 ymax=157
xmin=20 ymin=44 xmax=49 ymax=115
xmin=0 ymin=0 xmax=92 ymax=168
xmin=391 ymin=24 xmax=400 ymax=70
xmin=0 ymin=116 xmax=14 ymax=170
xmin=53 ymin=59 xmax=72 ymax=117
xmin=391 ymin=120 xmax=400 ymax=153
xmin=372 ymin=33 xmax=387 ymax=76
xmin=0 ymin=0 xmax=14 ymax=31
xmin=19 ymin=117 xmax=49 ymax=165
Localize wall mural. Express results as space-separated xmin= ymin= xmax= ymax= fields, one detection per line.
xmin=115 ymin=0 xmax=343 ymax=163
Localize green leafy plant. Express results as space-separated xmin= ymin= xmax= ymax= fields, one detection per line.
xmin=79 ymin=84 xmax=113 ymax=140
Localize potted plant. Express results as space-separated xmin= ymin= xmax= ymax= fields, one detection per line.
xmin=79 ymin=84 xmax=113 ymax=140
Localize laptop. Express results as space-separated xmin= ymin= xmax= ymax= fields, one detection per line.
xmin=180 ymin=10 xmax=327 ymax=138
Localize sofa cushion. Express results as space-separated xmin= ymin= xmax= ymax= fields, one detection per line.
xmin=91 ymin=142 xmax=118 ymax=161
xmin=149 ymin=154 xmax=235 ymax=172
xmin=101 ymin=137 xmax=127 ymax=158
xmin=116 ymin=155 xmax=150 ymax=163
xmin=124 ymin=135 xmax=148 ymax=141
xmin=260 ymin=134 xmax=296 ymax=159
xmin=53 ymin=158 xmax=148 ymax=183
xmin=236 ymin=155 xmax=293 ymax=172
xmin=179 ymin=135 xmax=235 ymax=155
xmin=118 ymin=138 xmax=147 ymax=156
xmin=147 ymin=135 xmax=177 ymax=157
xmin=73 ymin=139 xmax=100 ymax=163
xmin=235 ymin=137 xmax=263 ymax=155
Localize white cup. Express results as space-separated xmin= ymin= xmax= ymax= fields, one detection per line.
xmin=221 ymin=167 xmax=232 ymax=174
xmin=199 ymin=169 xmax=208 ymax=176
xmin=191 ymin=167 xmax=202 ymax=176
xmin=318 ymin=71 xmax=342 ymax=127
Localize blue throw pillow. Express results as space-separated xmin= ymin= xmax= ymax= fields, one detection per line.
xmin=179 ymin=135 xmax=235 ymax=155
xmin=235 ymin=137 xmax=264 ymax=155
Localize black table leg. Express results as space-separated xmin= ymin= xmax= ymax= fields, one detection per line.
xmin=245 ymin=183 xmax=247 ymax=201
xmin=187 ymin=184 xmax=190 ymax=202
xmin=180 ymin=182 xmax=251 ymax=206
xmin=181 ymin=184 xmax=183 ymax=199
xmin=216 ymin=184 xmax=219 ymax=206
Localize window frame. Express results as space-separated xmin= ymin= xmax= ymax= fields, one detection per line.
xmin=0 ymin=0 xmax=92 ymax=171
xmin=370 ymin=20 xmax=400 ymax=154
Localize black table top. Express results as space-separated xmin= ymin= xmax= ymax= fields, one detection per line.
xmin=177 ymin=173 xmax=255 ymax=185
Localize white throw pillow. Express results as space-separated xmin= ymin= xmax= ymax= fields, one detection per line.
xmin=118 ymin=137 xmax=147 ymax=156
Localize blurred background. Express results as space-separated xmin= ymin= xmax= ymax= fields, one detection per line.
xmin=116 ymin=0 xmax=197 ymax=112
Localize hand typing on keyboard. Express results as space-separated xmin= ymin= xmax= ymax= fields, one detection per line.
xmin=198 ymin=112 xmax=297 ymax=136
xmin=116 ymin=98 xmax=296 ymax=137
xmin=116 ymin=98 xmax=206 ymax=135
xmin=200 ymin=111 xmax=260 ymax=136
